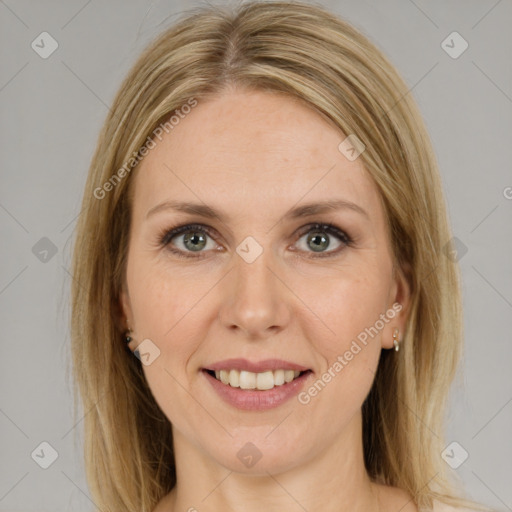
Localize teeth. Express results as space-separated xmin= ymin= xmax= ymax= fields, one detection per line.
xmin=239 ymin=370 xmax=256 ymax=389
xmin=213 ymin=369 xmax=303 ymax=390
xmin=229 ymin=369 xmax=239 ymax=388
xmin=256 ymin=371 xmax=274 ymax=390
xmin=220 ymin=370 xmax=230 ymax=385
xmin=274 ymin=369 xmax=285 ymax=386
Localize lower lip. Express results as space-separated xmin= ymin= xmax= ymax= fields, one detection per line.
xmin=202 ymin=370 xmax=312 ymax=411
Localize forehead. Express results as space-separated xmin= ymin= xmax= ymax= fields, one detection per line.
xmin=132 ymin=89 xmax=384 ymax=225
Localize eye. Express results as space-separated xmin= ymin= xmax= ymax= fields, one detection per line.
xmin=158 ymin=222 xmax=353 ymax=259
xmin=158 ymin=223 xmax=218 ymax=259
xmin=293 ymin=223 xmax=352 ymax=258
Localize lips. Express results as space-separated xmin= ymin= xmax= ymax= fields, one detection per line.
xmin=202 ymin=358 xmax=312 ymax=396
xmin=202 ymin=367 xmax=313 ymax=410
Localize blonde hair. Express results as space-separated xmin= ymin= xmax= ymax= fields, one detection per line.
xmin=70 ymin=1 xmax=490 ymax=511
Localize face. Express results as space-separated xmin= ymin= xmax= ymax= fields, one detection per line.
xmin=120 ymin=88 xmax=410 ymax=474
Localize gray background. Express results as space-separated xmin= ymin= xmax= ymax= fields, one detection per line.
xmin=1 ymin=0 xmax=511 ymax=511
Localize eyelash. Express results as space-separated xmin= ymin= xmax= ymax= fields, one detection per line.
xmin=157 ymin=222 xmax=354 ymax=260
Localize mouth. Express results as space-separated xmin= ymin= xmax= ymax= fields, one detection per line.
xmin=201 ymin=358 xmax=314 ymax=410
xmin=203 ymin=368 xmax=313 ymax=391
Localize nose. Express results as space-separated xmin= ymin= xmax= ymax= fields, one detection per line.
xmin=217 ymin=247 xmax=292 ymax=339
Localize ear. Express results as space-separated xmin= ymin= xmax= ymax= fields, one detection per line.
xmin=113 ymin=284 xmax=133 ymax=334
xmin=381 ymin=261 xmax=412 ymax=350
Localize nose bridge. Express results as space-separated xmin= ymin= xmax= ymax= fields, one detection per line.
xmin=219 ymin=242 xmax=289 ymax=336
xmin=235 ymin=244 xmax=275 ymax=296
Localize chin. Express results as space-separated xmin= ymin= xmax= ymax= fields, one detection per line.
xmin=198 ymin=429 xmax=314 ymax=475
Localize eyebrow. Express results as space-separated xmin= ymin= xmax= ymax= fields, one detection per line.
xmin=146 ymin=199 xmax=369 ymax=222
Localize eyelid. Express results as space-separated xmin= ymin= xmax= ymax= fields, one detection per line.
xmin=157 ymin=221 xmax=354 ymax=258
xmin=295 ymin=222 xmax=351 ymax=244
xmin=159 ymin=223 xmax=217 ymax=247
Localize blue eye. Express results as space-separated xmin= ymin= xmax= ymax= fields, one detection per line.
xmin=158 ymin=222 xmax=353 ymax=259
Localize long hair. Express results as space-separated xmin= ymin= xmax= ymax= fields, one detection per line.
xmin=70 ymin=2 xmax=488 ymax=510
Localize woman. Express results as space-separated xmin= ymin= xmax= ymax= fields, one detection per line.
xmin=70 ymin=2 xmax=493 ymax=511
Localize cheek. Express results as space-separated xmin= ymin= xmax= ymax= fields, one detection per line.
xmin=295 ymin=266 xmax=389 ymax=395
xmin=298 ymin=267 xmax=390 ymax=348
xmin=126 ymin=252 xmax=210 ymax=384
xmin=127 ymin=250 xmax=195 ymax=338
xmin=126 ymin=256 xmax=206 ymax=428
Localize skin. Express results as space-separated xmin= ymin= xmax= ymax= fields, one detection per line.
xmin=119 ymin=88 xmax=415 ymax=512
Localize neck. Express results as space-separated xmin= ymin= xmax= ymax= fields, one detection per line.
xmin=166 ymin=411 xmax=381 ymax=512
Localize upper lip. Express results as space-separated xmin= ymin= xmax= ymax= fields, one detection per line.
xmin=204 ymin=358 xmax=310 ymax=373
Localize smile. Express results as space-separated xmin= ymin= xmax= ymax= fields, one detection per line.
xmin=208 ymin=369 xmax=306 ymax=390
xmin=202 ymin=367 xmax=313 ymax=410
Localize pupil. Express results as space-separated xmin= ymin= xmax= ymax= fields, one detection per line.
xmin=308 ymin=231 xmax=329 ymax=252
xmin=184 ymin=232 xmax=206 ymax=251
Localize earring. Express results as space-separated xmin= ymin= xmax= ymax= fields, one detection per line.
xmin=393 ymin=328 xmax=400 ymax=352
xmin=124 ymin=328 xmax=133 ymax=344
